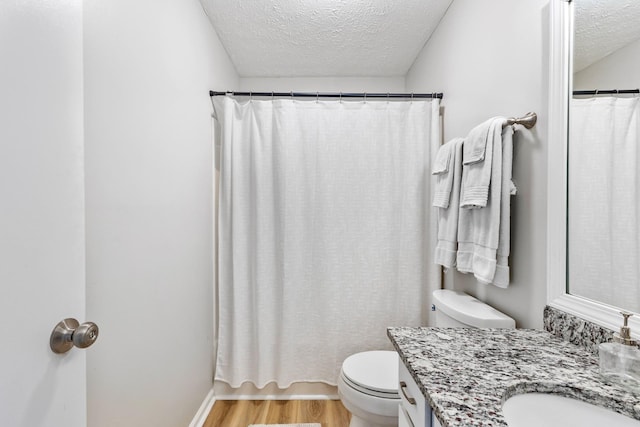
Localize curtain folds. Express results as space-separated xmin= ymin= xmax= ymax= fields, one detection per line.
xmin=569 ymin=96 xmax=640 ymax=312
xmin=213 ymin=96 xmax=441 ymax=388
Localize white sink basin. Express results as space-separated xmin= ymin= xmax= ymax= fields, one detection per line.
xmin=502 ymin=393 xmax=640 ymax=427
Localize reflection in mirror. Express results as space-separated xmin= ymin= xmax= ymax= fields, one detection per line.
xmin=568 ymin=0 xmax=640 ymax=312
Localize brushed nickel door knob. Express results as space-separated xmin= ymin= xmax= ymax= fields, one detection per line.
xmin=72 ymin=322 xmax=99 ymax=348
xmin=50 ymin=318 xmax=99 ymax=354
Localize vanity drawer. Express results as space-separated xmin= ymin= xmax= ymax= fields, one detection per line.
xmin=398 ymin=359 xmax=430 ymax=427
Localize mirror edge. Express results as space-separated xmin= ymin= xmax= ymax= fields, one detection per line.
xmin=547 ymin=0 xmax=570 ymax=304
xmin=547 ymin=0 xmax=640 ymax=336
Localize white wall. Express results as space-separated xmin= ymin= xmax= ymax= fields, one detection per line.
xmin=0 ymin=1 xmax=87 ymax=426
xmin=240 ymin=76 xmax=405 ymax=93
xmin=406 ymin=0 xmax=549 ymax=328
xmin=574 ymin=37 xmax=640 ymax=90
xmin=83 ymin=1 xmax=238 ymax=426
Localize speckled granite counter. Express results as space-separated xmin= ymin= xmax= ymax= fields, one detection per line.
xmin=388 ymin=327 xmax=640 ymax=427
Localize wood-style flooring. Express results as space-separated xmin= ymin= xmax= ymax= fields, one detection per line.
xmin=203 ymin=399 xmax=351 ymax=427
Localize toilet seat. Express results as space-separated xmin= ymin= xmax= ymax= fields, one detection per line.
xmin=340 ymin=351 xmax=399 ymax=399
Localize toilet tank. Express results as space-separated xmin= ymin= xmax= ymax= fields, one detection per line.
xmin=433 ymin=289 xmax=516 ymax=329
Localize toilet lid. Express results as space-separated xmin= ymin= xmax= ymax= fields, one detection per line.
xmin=341 ymin=351 xmax=399 ymax=395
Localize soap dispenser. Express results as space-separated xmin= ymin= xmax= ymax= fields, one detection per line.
xmin=599 ymin=312 xmax=640 ymax=385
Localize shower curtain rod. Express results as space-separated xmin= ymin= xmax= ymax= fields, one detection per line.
xmin=573 ymin=89 xmax=640 ymax=96
xmin=209 ymin=90 xmax=444 ymax=99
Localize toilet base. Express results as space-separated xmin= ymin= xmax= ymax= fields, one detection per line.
xmin=349 ymin=413 xmax=396 ymax=427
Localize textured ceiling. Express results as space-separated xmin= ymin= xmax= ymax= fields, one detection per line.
xmin=574 ymin=0 xmax=640 ymax=72
xmin=200 ymin=0 xmax=454 ymax=77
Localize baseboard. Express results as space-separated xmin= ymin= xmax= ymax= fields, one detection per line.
xmin=189 ymin=387 xmax=216 ymax=427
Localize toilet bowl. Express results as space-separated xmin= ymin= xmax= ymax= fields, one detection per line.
xmin=338 ymin=289 xmax=516 ymax=427
xmin=337 ymin=350 xmax=400 ymax=427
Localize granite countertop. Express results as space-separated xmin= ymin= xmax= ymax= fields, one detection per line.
xmin=387 ymin=327 xmax=640 ymax=427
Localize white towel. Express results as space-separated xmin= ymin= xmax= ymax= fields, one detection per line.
xmin=433 ymin=140 xmax=453 ymax=174
xmin=460 ymin=118 xmax=504 ymax=208
xmin=493 ymin=126 xmax=515 ymax=288
xmin=463 ymin=118 xmax=494 ymax=164
xmin=434 ymin=138 xmax=464 ymax=269
xmin=433 ymin=138 xmax=462 ymax=208
xmin=457 ymin=120 xmax=508 ymax=284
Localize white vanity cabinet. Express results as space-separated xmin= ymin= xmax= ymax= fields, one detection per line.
xmin=398 ymin=359 xmax=443 ymax=427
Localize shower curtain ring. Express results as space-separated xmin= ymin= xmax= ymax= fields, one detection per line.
xmin=249 ymin=91 xmax=252 ymax=102
xmin=364 ymin=92 xmax=367 ymax=103
xmin=271 ymin=91 xmax=274 ymax=100
xmin=317 ymin=92 xmax=319 ymax=103
xmin=595 ymin=89 xmax=599 ymax=95
xmin=340 ymin=92 xmax=342 ymax=103
xmin=411 ymin=93 xmax=414 ymax=102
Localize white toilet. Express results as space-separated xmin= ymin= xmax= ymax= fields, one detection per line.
xmin=337 ymin=289 xmax=516 ymax=427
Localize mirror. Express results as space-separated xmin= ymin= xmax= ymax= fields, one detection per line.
xmin=567 ymin=0 xmax=640 ymax=313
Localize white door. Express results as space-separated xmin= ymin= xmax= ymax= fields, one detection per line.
xmin=0 ymin=1 xmax=88 ymax=426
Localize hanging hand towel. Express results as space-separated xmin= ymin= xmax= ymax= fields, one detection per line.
xmin=433 ymin=138 xmax=460 ymax=208
xmin=434 ymin=138 xmax=464 ymax=268
xmin=457 ymin=118 xmax=507 ymax=284
xmin=460 ymin=118 xmax=502 ymax=208
xmin=462 ymin=117 xmax=494 ymax=164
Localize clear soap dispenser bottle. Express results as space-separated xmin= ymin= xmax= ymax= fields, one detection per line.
xmin=599 ymin=312 xmax=640 ymax=385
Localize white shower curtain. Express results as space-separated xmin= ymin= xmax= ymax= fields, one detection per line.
xmin=213 ymin=96 xmax=441 ymax=388
xmin=569 ymin=96 xmax=640 ymax=311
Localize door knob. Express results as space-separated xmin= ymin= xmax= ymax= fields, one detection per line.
xmin=50 ymin=318 xmax=99 ymax=354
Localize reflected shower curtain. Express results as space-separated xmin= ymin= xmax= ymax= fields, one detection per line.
xmin=569 ymin=97 xmax=640 ymax=311
xmin=213 ymin=96 xmax=441 ymax=387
